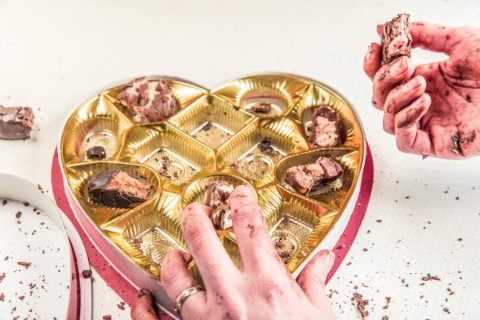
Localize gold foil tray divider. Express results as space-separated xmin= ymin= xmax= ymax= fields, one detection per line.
xmin=290 ymin=84 xmax=364 ymax=150
xmin=61 ymin=94 xmax=134 ymax=164
xmin=119 ymin=123 xmax=216 ymax=193
xmin=211 ymin=75 xmax=311 ymax=117
xmin=103 ymin=191 xmax=185 ymax=279
xmin=65 ymin=161 xmax=162 ymax=226
xmin=274 ymin=149 xmax=361 ymax=212
xmin=217 ymin=118 xmax=308 ymax=188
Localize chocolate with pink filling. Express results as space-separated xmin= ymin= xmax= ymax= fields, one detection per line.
xmin=118 ymin=77 xmax=176 ymax=122
xmin=311 ymin=105 xmax=340 ymax=147
xmin=88 ymin=170 xmax=152 ymax=208
xmin=285 ymin=157 xmax=342 ymax=195
xmin=0 ymin=106 xmax=34 ymax=140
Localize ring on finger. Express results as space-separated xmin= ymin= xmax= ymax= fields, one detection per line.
xmin=174 ymin=285 xmax=205 ymax=314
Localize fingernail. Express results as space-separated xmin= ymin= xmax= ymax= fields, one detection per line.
xmin=324 ymin=250 xmax=335 ymax=270
xmin=391 ymin=56 xmax=407 ymax=76
xmin=417 ymin=76 xmax=423 ymax=86
xmin=137 ymin=289 xmax=147 ymax=298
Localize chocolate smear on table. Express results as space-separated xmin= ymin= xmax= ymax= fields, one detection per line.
xmin=422 ymin=273 xmax=441 ymax=281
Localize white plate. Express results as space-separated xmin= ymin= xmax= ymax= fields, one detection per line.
xmin=0 ymin=173 xmax=73 ymax=319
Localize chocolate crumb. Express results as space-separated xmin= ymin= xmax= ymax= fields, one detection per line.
xmin=15 ymin=211 xmax=22 ymax=219
xmin=353 ymin=293 xmax=369 ymax=318
xmin=19 ymin=296 xmax=25 ymax=300
xmin=82 ymin=270 xmax=92 ymax=279
xmin=23 ymin=202 xmax=29 ymax=207
xmin=376 ymin=219 xmax=382 ymax=223
xmin=422 ymin=273 xmax=441 ymax=281
xmin=17 ymin=262 xmax=31 ymax=269
xmin=102 ymin=316 xmax=112 ymax=320
xmin=117 ymin=303 xmax=125 ymax=310
xmin=233 ymin=105 xmax=240 ymax=111
xmin=0 ymin=273 xmax=5 ymax=282
xmin=202 ymin=122 xmax=211 ymax=131
xmin=0 ymin=292 xmax=4 ymax=301
xmin=2 ymin=200 xmax=6 ymax=206
xmin=4 ymin=256 xmax=8 ymax=261
xmin=443 ymin=307 xmax=450 ymax=314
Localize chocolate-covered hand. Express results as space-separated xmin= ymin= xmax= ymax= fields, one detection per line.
xmin=132 ymin=186 xmax=335 ymax=320
xmin=364 ymin=21 xmax=480 ymax=159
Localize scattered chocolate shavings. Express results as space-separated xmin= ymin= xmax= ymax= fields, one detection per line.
xmin=103 ymin=316 xmax=112 ymax=320
xmin=17 ymin=261 xmax=31 ymax=269
xmin=422 ymin=273 xmax=441 ymax=281
xmin=15 ymin=211 xmax=22 ymax=219
xmin=363 ymin=248 xmax=368 ymax=252
xmin=443 ymin=307 xmax=450 ymax=314
xmin=4 ymin=256 xmax=8 ymax=261
xmin=82 ymin=270 xmax=92 ymax=279
xmin=353 ymin=293 xmax=369 ymax=318
xmin=376 ymin=219 xmax=382 ymax=223
xmin=19 ymin=296 xmax=25 ymax=300
xmin=117 ymin=303 xmax=125 ymax=310
xmin=0 ymin=292 xmax=4 ymax=301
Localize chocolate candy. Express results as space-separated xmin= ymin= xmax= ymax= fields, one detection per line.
xmin=0 ymin=106 xmax=34 ymax=140
xmin=285 ymin=157 xmax=342 ymax=195
xmin=86 ymin=146 xmax=106 ymax=160
xmin=381 ymin=13 xmax=412 ymax=64
xmin=311 ymin=105 xmax=340 ymax=147
xmin=118 ymin=77 xmax=176 ymax=122
xmin=205 ymin=181 xmax=234 ymax=230
xmin=247 ymin=102 xmax=271 ymax=114
xmin=87 ymin=170 xmax=152 ymax=208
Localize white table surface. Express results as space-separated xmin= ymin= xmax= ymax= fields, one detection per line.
xmin=1 ymin=0 xmax=480 ymax=319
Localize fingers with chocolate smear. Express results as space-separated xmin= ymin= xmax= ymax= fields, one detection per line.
xmin=229 ymin=186 xmax=282 ymax=271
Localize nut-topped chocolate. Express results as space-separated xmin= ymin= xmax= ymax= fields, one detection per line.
xmin=88 ymin=170 xmax=152 ymax=208
xmin=0 ymin=106 xmax=35 ymax=140
xmin=381 ymin=13 xmax=412 ymax=64
xmin=205 ymin=181 xmax=234 ymax=230
xmin=118 ymin=77 xmax=176 ymax=123
xmin=311 ymin=105 xmax=340 ymax=147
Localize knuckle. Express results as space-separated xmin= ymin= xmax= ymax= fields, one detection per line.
xmin=182 ymin=216 xmax=209 ymax=250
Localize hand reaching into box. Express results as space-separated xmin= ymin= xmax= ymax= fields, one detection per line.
xmin=131 ymin=186 xmax=337 ymax=320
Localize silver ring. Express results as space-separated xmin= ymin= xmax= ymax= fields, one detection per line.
xmin=174 ymin=285 xmax=205 ymax=314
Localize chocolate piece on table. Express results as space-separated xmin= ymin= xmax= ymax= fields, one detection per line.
xmin=88 ymin=170 xmax=152 ymax=208
xmin=205 ymin=181 xmax=234 ymax=230
xmin=258 ymin=137 xmax=274 ymax=153
xmin=118 ymin=77 xmax=176 ymax=123
xmin=247 ymin=102 xmax=271 ymax=114
xmin=381 ymin=13 xmax=412 ymax=64
xmin=311 ymin=105 xmax=340 ymax=147
xmin=0 ymin=106 xmax=34 ymax=140
xmin=315 ymin=157 xmax=343 ymax=181
xmin=86 ymin=146 xmax=106 ymax=160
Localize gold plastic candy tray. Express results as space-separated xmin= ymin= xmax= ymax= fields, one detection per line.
xmin=59 ymin=74 xmax=365 ymax=315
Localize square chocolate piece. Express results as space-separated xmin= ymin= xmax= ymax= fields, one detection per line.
xmin=0 ymin=106 xmax=34 ymax=140
xmin=311 ymin=106 xmax=340 ymax=147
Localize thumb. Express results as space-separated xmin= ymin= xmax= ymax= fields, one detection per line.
xmin=297 ymin=250 xmax=336 ymax=316
xmin=130 ymin=289 xmax=159 ymax=320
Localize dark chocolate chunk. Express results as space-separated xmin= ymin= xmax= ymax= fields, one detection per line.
xmin=86 ymin=146 xmax=106 ymax=160
xmin=82 ymin=270 xmax=92 ymax=278
xmin=0 ymin=106 xmax=34 ymax=140
xmin=87 ymin=170 xmax=152 ymax=208
xmin=315 ymin=157 xmax=343 ymax=181
xmin=258 ymin=137 xmax=273 ymax=153
xmin=311 ymin=105 xmax=340 ymax=147
xmin=381 ymin=13 xmax=412 ymax=64
xmin=202 ymin=122 xmax=211 ymax=131
xmin=247 ymin=102 xmax=271 ymax=114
